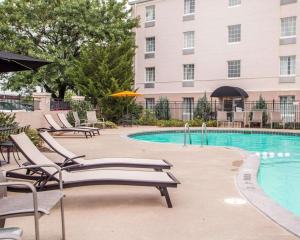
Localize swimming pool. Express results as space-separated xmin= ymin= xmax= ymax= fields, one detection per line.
xmin=130 ymin=130 xmax=300 ymax=217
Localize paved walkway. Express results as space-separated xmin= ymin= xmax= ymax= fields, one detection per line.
xmin=4 ymin=127 xmax=298 ymax=240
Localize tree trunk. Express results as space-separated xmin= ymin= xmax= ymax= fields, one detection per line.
xmin=58 ymin=85 xmax=67 ymax=99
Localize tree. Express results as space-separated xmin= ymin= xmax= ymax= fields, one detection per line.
xmin=252 ymin=94 xmax=268 ymax=125
xmin=70 ymin=36 xmax=139 ymax=121
xmin=155 ymin=97 xmax=170 ymax=120
xmin=194 ymin=93 xmax=211 ymax=121
xmin=0 ymin=0 xmax=138 ymax=99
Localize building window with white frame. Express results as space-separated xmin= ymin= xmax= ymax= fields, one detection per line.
xmin=280 ymin=56 xmax=296 ymax=76
xmin=145 ymin=98 xmax=155 ymax=112
xmin=229 ymin=0 xmax=241 ymax=7
xmin=228 ymin=60 xmax=241 ymax=78
xmin=281 ymin=16 xmax=297 ymax=38
xmin=184 ymin=0 xmax=195 ymax=15
xmin=183 ymin=31 xmax=195 ymax=49
xmin=145 ymin=37 xmax=155 ymax=53
xmin=145 ymin=67 xmax=155 ymax=82
xmin=228 ymin=24 xmax=241 ymax=43
xmin=183 ymin=64 xmax=195 ymax=81
xmin=145 ymin=5 xmax=155 ymax=22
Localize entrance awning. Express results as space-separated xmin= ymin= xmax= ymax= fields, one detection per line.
xmin=210 ymin=86 xmax=248 ymax=98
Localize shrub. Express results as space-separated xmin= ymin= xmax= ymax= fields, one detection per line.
xmin=206 ymin=120 xmax=217 ymax=127
xmin=137 ymin=110 xmax=157 ymax=126
xmin=156 ymin=119 xmax=185 ymax=127
xmin=155 ymin=97 xmax=170 ymax=120
xmin=93 ymin=121 xmax=117 ymax=129
xmin=187 ymin=118 xmax=203 ymax=127
xmin=0 ymin=112 xmax=17 ymax=127
xmin=194 ymin=93 xmax=211 ymax=121
xmin=67 ymin=100 xmax=93 ymax=125
xmin=252 ymin=95 xmax=268 ymax=125
xmin=25 ymin=128 xmax=43 ymax=147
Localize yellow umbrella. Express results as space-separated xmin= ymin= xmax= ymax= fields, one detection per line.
xmin=110 ymin=91 xmax=143 ymax=115
xmin=110 ymin=91 xmax=143 ymax=97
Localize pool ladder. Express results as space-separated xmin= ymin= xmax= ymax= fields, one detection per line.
xmin=201 ymin=123 xmax=208 ymax=147
xmin=184 ymin=123 xmax=192 ymax=146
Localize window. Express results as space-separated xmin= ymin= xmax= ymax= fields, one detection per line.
xmin=228 ymin=24 xmax=241 ymax=43
xmin=281 ymin=16 xmax=297 ymax=38
xmin=280 ymin=56 xmax=296 ymax=76
xmin=183 ymin=64 xmax=195 ymax=81
xmin=229 ymin=0 xmax=241 ymax=7
xmin=145 ymin=67 xmax=155 ymax=82
xmin=228 ymin=60 xmax=241 ymax=78
xmin=183 ymin=31 xmax=195 ymax=49
xmin=146 ymin=5 xmax=155 ymax=22
xmin=183 ymin=98 xmax=194 ymax=120
xmin=184 ymin=0 xmax=195 ymax=15
xmin=145 ymin=98 xmax=155 ymax=112
xmin=280 ymin=96 xmax=295 ymax=122
xmin=145 ymin=37 xmax=155 ymax=53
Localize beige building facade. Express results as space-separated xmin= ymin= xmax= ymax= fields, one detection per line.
xmin=131 ymin=0 xmax=300 ymax=111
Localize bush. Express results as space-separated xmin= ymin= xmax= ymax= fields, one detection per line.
xmin=156 ymin=119 xmax=185 ymax=127
xmin=25 ymin=128 xmax=43 ymax=147
xmin=155 ymin=97 xmax=170 ymax=120
xmin=67 ymin=100 xmax=93 ymax=125
xmin=251 ymin=95 xmax=268 ymax=125
xmin=206 ymin=120 xmax=217 ymax=127
xmin=187 ymin=118 xmax=203 ymax=127
xmin=0 ymin=112 xmax=17 ymax=127
xmin=194 ymin=93 xmax=211 ymax=121
xmin=137 ymin=110 xmax=157 ymax=126
xmin=93 ymin=121 xmax=117 ymax=129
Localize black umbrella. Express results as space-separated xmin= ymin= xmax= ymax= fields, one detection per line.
xmin=0 ymin=51 xmax=50 ymax=73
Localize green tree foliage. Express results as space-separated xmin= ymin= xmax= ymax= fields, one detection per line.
xmin=0 ymin=0 xmax=138 ymax=99
xmin=155 ymin=97 xmax=170 ymax=120
xmin=194 ymin=93 xmax=211 ymax=121
xmin=252 ymin=94 xmax=268 ymax=125
xmin=71 ymin=35 xmax=139 ymax=122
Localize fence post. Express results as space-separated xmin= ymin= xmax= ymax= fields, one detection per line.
xmin=32 ymin=92 xmax=51 ymax=112
xmin=272 ymin=99 xmax=275 ymax=112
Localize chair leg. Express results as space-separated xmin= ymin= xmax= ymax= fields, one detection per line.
xmin=161 ymin=187 xmax=172 ymax=208
xmin=60 ymin=199 xmax=66 ymax=240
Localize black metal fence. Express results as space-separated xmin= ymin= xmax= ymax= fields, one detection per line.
xmin=50 ymin=99 xmax=71 ymax=111
xmin=137 ymin=100 xmax=300 ymax=125
xmin=0 ymin=96 xmax=37 ymax=112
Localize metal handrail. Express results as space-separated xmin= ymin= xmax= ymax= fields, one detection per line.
xmin=184 ymin=123 xmax=192 ymax=146
xmin=201 ymin=123 xmax=208 ymax=147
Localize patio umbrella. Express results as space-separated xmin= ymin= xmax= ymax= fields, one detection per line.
xmin=0 ymin=51 xmax=51 ymax=73
xmin=110 ymin=91 xmax=143 ymax=114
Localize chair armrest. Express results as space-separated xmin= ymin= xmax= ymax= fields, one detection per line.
xmin=0 ymin=181 xmax=39 ymax=221
xmin=7 ymin=164 xmax=63 ymax=191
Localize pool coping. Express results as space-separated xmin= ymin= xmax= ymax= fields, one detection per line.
xmin=126 ymin=128 xmax=300 ymax=237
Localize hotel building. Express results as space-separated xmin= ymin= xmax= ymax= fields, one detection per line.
xmin=130 ymin=0 xmax=300 ymax=116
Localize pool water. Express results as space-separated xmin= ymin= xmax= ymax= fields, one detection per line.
xmin=131 ymin=131 xmax=300 ymax=217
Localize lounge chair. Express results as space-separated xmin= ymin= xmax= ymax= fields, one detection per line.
xmin=43 ymin=114 xmax=94 ymax=138
xmin=233 ymin=112 xmax=244 ymax=127
xmin=217 ymin=111 xmax=229 ymax=127
xmin=249 ymin=111 xmax=263 ymax=128
xmin=0 ymin=165 xmax=65 ymax=240
xmin=57 ymin=113 xmax=100 ymax=135
xmin=86 ymin=111 xmax=105 ymax=128
xmin=39 ymin=131 xmax=172 ymax=170
xmin=0 ymin=228 xmax=23 ymax=240
xmin=8 ymin=133 xmax=180 ymax=208
xmin=269 ymin=111 xmax=284 ymax=129
xmin=72 ymin=111 xmax=86 ymax=127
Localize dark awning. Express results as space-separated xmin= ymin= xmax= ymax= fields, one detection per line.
xmin=211 ymin=86 xmax=248 ymax=98
xmin=0 ymin=51 xmax=51 ymax=73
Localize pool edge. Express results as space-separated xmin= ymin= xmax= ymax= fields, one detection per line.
xmin=237 ymin=151 xmax=300 ymax=238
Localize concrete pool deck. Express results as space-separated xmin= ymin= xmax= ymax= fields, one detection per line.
xmin=3 ymin=126 xmax=299 ymax=240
